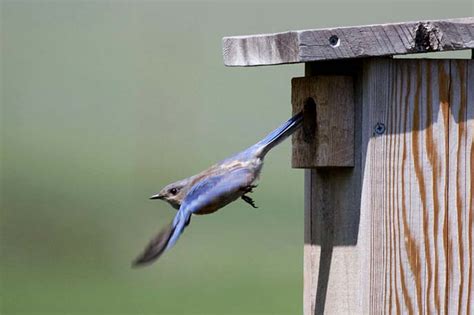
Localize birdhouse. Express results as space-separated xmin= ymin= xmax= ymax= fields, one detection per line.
xmin=223 ymin=17 xmax=473 ymax=314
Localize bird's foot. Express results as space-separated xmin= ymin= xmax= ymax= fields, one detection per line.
xmin=241 ymin=184 xmax=258 ymax=194
xmin=241 ymin=195 xmax=258 ymax=209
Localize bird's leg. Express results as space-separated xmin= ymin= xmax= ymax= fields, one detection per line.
xmin=240 ymin=185 xmax=258 ymax=208
xmin=241 ymin=195 xmax=258 ymax=208
xmin=241 ymin=184 xmax=258 ymax=194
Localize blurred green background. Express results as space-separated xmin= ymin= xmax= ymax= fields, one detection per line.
xmin=1 ymin=1 xmax=471 ymax=314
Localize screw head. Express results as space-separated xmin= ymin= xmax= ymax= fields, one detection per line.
xmin=374 ymin=122 xmax=386 ymax=135
xmin=329 ymin=35 xmax=340 ymax=47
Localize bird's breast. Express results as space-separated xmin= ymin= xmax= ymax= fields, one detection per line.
xmin=193 ymin=160 xmax=262 ymax=216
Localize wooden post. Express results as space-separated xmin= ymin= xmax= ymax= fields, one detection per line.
xmin=302 ymin=58 xmax=474 ymax=314
xmin=223 ymin=17 xmax=474 ymax=314
xmin=355 ymin=58 xmax=473 ymax=314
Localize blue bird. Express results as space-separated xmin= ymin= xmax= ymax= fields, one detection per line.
xmin=133 ymin=112 xmax=303 ymax=266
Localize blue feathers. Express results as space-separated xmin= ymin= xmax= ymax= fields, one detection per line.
xmin=166 ymin=210 xmax=191 ymax=251
xmin=256 ymin=112 xmax=303 ymax=157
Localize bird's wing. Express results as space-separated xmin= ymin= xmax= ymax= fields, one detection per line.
xmin=182 ymin=167 xmax=254 ymax=214
xmin=132 ymin=220 xmax=175 ymax=267
xmin=133 ymin=168 xmax=253 ymax=267
xmin=165 ymin=167 xmax=253 ymax=246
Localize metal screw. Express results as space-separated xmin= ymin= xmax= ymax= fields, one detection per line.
xmin=329 ymin=35 xmax=340 ymax=47
xmin=374 ymin=122 xmax=386 ymax=135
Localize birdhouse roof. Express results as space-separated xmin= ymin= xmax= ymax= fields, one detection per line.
xmin=222 ymin=17 xmax=474 ymax=66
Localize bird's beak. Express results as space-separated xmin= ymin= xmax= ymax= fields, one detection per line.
xmin=150 ymin=193 xmax=164 ymax=200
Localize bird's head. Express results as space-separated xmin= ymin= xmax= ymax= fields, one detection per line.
xmin=150 ymin=179 xmax=191 ymax=209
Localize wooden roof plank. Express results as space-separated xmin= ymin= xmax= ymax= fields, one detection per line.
xmin=223 ymin=17 xmax=474 ymax=66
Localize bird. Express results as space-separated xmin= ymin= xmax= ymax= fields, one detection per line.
xmin=149 ymin=167 xmax=258 ymax=211
xmin=133 ymin=111 xmax=303 ymax=267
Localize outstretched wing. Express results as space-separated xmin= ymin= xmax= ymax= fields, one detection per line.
xmin=132 ymin=221 xmax=175 ymax=267
xmin=132 ymin=168 xmax=254 ymax=267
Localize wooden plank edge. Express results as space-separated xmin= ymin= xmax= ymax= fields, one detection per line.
xmin=223 ymin=17 xmax=474 ymax=66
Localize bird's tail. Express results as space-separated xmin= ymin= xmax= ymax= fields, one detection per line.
xmin=132 ymin=210 xmax=191 ymax=267
xmin=256 ymin=111 xmax=303 ymax=157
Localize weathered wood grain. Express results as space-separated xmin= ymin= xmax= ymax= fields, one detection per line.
xmin=291 ymin=76 xmax=354 ymax=168
xmin=447 ymin=59 xmax=473 ymax=314
xmin=361 ymin=59 xmax=453 ymax=314
xmin=223 ymin=17 xmax=474 ymax=66
xmin=303 ymin=58 xmax=473 ymax=314
xmin=468 ymin=60 xmax=474 ymax=314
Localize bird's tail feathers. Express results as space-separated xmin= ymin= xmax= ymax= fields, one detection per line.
xmin=132 ymin=210 xmax=191 ymax=267
xmin=257 ymin=111 xmax=303 ymax=157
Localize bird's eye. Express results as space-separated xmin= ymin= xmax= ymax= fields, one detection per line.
xmin=169 ymin=188 xmax=178 ymax=195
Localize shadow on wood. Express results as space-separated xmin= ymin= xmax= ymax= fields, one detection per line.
xmin=301 ymin=60 xmax=365 ymax=315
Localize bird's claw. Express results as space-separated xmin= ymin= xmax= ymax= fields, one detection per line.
xmin=241 ymin=195 xmax=258 ymax=208
xmin=241 ymin=184 xmax=258 ymax=194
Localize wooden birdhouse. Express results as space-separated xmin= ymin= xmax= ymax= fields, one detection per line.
xmin=223 ymin=17 xmax=473 ymax=314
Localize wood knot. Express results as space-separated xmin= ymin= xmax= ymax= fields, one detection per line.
xmin=412 ymin=22 xmax=441 ymax=52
